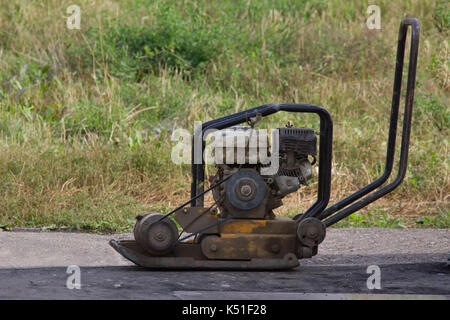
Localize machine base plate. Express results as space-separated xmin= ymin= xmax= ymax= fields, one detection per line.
xmin=109 ymin=239 xmax=300 ymax=270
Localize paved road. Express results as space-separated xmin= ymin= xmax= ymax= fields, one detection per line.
xmin=0 ymin=228 xmax=448 ymax=299
xmin=1 ymin=262 xmax=449 ymax=299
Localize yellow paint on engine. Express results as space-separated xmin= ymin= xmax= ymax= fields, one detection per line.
xmin=220 ymin=220 xmax=269 ymax=234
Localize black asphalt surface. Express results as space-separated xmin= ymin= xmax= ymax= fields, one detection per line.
xmin=1 ymin=258 xmax=449 ymax=299
xmin=1 ymin=229 xmax=448 ymax=299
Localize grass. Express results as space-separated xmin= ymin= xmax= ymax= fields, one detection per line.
xmin=0 ymin=0 xmax=448 ymax=232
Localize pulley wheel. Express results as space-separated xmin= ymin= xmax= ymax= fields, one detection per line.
xmin=225 ymin=169 xmax=267 ymax=211
xmin=296 ymin=217 xmax=326 ymax=247
xmin=134 ymin=212 xmax=178 ymax=255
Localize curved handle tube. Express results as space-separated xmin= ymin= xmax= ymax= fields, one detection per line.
xmin=323 ymin=18 xmax=420 ymax=226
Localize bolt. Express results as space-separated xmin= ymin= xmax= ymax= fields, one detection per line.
xmin=154 ymin=232 xmax=166 ymax=241
xmin=307 ymin=228 xmax=318 ymax=238
xmin=183 ymin=207 xmax=188 ymax=214
xmin=210 ymin=244 xmax=217 ymax=252
xmin=240 ymin=185 xmax=252 ymax=196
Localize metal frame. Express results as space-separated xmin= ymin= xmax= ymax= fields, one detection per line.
xmin=190 ymin=18 xmax=419 ymax=228
xmin=110 ymin=240 xmax=300 ymax=270
xmin=190 ymin=104 xmax=333 ymax=219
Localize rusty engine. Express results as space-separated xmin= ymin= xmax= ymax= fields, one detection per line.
xmin=211 ymin=125 xmax=316 ymax=220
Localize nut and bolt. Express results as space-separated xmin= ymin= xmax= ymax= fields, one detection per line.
xmin=155 ymin=232 xmax=166 ymax=241
xmin=240 ymin=185 xmax=252 ymax=197
xmin=307 ymin=228 xmax=318 ymax=238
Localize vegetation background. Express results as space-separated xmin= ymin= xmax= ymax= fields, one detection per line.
xmin=0 ymin=0 xmax=448 ymax=232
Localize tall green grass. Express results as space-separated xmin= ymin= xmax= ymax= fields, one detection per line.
xmin=0 ymin=0 xmax=448 ymax=231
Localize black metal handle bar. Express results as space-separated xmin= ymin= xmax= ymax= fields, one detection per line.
xmin=322 ymin=18 xmax=420 ymax=226
xmin=190 ymin=103 xmax=333 ymax=219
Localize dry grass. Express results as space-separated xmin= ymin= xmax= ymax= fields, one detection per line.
xmin=0 ymin=0 xmax=448 ymax=231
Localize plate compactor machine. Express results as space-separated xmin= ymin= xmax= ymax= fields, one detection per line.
xmin=110 ymin=18 xmax=420 ymax=270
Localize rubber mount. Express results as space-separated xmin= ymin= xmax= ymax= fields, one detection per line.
xmin=225 ymin=169 xmax=267 ymax=211
xmin=133 ymin=212 xmax=178 ymax=255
